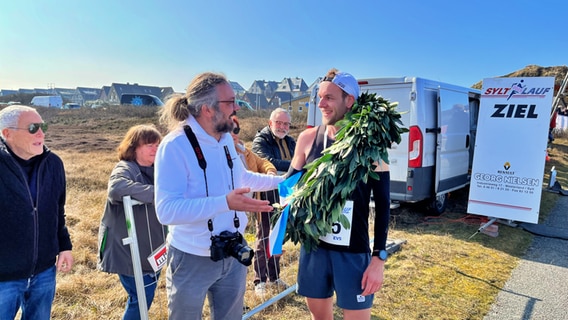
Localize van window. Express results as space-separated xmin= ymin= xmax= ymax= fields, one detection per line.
xmin=120 ymin=94 xmax=163 ymax=106
xmin=64 ymin=103 xmax=81 ymax=109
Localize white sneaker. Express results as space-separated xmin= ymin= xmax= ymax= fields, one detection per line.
xmin=254 ymin=282 xmax=267 ymax=297
xmin=269 ymin=278 xmax=289 ymax=289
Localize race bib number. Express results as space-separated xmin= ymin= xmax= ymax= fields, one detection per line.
xmin=319 ymin=200 xmax=353 ymax=246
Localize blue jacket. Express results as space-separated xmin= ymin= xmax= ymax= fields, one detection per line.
xmin=0 ymin=139 xmax=72 ymax=281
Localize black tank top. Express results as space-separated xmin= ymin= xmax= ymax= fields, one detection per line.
xmin=305 ymin=126 xmax=372 ymax=253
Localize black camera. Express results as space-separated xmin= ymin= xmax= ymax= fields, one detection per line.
xmin=210 ymin=231 xmax=254 ymax=266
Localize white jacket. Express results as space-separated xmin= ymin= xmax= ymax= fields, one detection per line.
xmin=155 ymin=116 xmax=283 ymax=256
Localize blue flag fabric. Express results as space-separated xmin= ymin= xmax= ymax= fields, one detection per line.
xmin=278 ymin=171 xmax=302 ymax=204
xmin=268 ymin=171 xmax=303 ymax=257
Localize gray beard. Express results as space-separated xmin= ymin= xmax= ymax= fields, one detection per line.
xmin=272 ymin=130 xmax=287 ymax=139
xmin=213 ymin=111 xmax=233 ymax=134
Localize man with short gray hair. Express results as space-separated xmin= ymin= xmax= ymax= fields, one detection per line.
xmin=0 ymin=105 xmax=73 ymax=320
xmin=251 ymin=107 xmax=296 ymax=295
xmin=252 ymin=108 xmax=295 ymax=173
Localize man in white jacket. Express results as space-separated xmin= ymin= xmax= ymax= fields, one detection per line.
xmin=155 ymin=72 xmax=283 ymax=320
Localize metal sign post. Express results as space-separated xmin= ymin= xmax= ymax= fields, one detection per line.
xmin=122 ymin=195 xmax=149 ymax=320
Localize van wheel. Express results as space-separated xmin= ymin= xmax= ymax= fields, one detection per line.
xmin=426 ymin=193 xmax=448 ymax=215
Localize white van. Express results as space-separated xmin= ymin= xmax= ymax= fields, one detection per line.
xmin=307 ymin=77 xmax=481 ymax=214
xmin=30 ymin=95 xmax=63 ymax=108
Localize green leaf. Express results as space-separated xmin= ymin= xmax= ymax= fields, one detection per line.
xmin=285 ymin=91 xmax=408 ymax=252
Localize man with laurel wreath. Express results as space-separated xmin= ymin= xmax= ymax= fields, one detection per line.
xmin=289 ymin=69 xmax=390 ymax=320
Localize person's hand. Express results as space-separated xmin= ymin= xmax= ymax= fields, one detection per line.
xmin=57 ymin=250 xmax=74 ymax=273
xmin=227 ymin=187 xmax=273 ymax=212
xmin=360 ymin=257 xmax=385 ymax=296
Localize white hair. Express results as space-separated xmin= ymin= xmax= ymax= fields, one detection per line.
xmin=270 ymin=107 xmax=291 ymax=121
xmin=0 ymin=105 xmax=38 ymax=139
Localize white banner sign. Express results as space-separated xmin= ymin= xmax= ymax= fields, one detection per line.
xmin=467 ymin=77 xmax=554 ymax=223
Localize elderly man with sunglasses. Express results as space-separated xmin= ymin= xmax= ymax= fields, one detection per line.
xmin=0 ymin=105 xmax=73 ymax=320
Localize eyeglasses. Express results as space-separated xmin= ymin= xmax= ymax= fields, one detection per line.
xmin=273 ymin=120 xmax=291 ymax=127
xmin=218 ymin=99 xmax=236 ymax=106
xmin=232 ymin=127 xmax=240 ymax=135
xmin=9 ymin=122 xmax=48 ymax=134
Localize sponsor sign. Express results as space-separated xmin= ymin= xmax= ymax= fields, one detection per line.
xmin=468 ymin=77 xmax=554 ymax=223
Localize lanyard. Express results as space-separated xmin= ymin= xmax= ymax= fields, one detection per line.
xmin=183 ymin=125 xmax=239 ymax=231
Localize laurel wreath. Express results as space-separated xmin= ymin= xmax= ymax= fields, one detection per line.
xmin=274 ymin=91 xmax=408 ymax=252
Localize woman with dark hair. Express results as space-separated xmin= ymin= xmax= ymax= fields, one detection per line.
xmin=97 ymin=124 xmax=167 ymax=320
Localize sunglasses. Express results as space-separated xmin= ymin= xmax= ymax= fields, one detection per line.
xmin=9 ymin=122 xmax=48 ymax=134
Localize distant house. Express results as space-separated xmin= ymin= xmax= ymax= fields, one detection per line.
xmin=246 ymin=80 xmax=281 ymax=110
xmin=54 ymin=88 xmax=79 ymax=103
xmin=269 ymin=93 xmax=310 ymax=113
xmin=0 ymin=76 xmax=317 ymax=110
xmin=248 ymin=80 xmax=279 ymax=98
xmin=0 ymin=89 xmax=18 ymax=96
xmin=33 ymin=88 xmax=53 ymax=95
xmin=275 ymin=77 xmax=309 ymax=98
xmin=241 ymin=92 xmax=268 ymax=110
xmin=267 ymin=91 xmax=294 ymax=109
xmin=99 ymin=86 xmax=111 ymax=101
xmin=288 ymin=93 xmax=310 ymax=113
xmin=107 ymin=83 xmax=174 ymax=104
xmin=230 ymin=81 xmax=246 ymax=96
xmin=73 ymin=87 xmax=103 ymax=106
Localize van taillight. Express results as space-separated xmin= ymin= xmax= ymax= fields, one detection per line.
xmin=408 ymin=126 xmax=423 ymax=168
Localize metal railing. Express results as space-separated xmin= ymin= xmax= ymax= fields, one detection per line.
xmin=122 ymin=195 xmax=149 ymax=320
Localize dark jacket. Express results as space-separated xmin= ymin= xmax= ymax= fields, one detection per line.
xmin=251 ymin=126 xmax=296 ymax=173
xmin=0 ymin=139 xmax=72 ymax=281
xmin=251 ymin=126 xmax=296 ymax=205
xmin=97 ymin=160 xmax=167 ymax=275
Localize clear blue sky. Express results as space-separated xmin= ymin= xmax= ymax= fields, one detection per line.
xmin=1 ymin=0 xmax=565 ymax=93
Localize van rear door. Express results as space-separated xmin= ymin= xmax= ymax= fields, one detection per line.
xmin=306 ymin=84 xmax=321 ymax=128
xmin=436 ymin=88 xmax=471 ymax=194
xmin=359 ymin=81 xmax=413 ymax=200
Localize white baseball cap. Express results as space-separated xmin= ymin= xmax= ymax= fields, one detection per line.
xmin=323 ymin=72 xmax=360 ymax=98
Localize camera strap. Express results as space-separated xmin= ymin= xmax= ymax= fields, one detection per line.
xmin=183 ymin=125 xmax=239 ymax=233
xmin=183 ymin=125 xmax=209 ymax=195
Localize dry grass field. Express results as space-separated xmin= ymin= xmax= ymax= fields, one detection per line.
xmin=30 ymin=106 xmax=566 ymax=319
